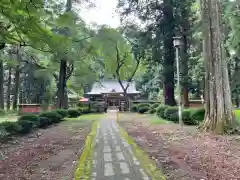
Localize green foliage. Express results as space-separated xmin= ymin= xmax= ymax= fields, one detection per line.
xmin=182 ymin=110 xmax=196 ymax=125
xmin=17 ymin=120 xmax=33 ymax=134
xmin=138 ymin=106 xmax=149 ymax=114
xmin=148 ymin=108 xmax=156 ymax=114
xmin=150 ymin=103 xmax=159 ymax=109
xmin=39 ymin=111 xmax=63 ymax=124
xmin=137 ymin=103 xmax=150 ymax=108
xmin=168 ymin=113 xmax=179 ymax=123
xmin=156 ymin=105 xmax=169 ymax=118
xmin=55 ymin=109 xmax=68 ymax=118
xmin=131 ymin=105 xmax=138 ymax=112
xmin=79 ymin=106 xmax=91 ymax=114
xmin=92 ymin=27 xmax=142 ymax=81
xmin=0 ymin=126 xmax=10 ymax=141
xmin=164 ymin=107 xmax=178 ymax=120
xmin=190 ymin=108 xmax=205 ymax=124
xmin=38 ymin=117 xmax=51 ymax=128
xmin=18 ymin=113 xmax=39 ymax=127
xmin=0 ymin=121 xmax=21 ymax=135
xmin=67 ymin=108 xmax=81 ymax=118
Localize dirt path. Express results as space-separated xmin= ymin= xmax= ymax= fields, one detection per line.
xmin=0 ymin=120 xmax=92 ymax=180
xmin=118 ymin=113 xmax=240 ymax=180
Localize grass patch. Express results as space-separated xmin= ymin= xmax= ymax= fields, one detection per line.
xmin=149 ymin=115 xmax=171 ymax=124
xmin=66 ymin=113 xmax=103 ymax=121
xmin=235 ymin=110 xmax=240 ymax=121
xmin=0 ymin=115 xmax=18 ymax=123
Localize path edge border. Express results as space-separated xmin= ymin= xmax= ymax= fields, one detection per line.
xmin=116 ymin=120 xmax=166 ymax=180
xmin=73 ymin=120 xmax=98 ymax=180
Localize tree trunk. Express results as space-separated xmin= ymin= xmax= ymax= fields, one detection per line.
xmin=162 ymin=0 xmax=176 ymax=106
xmin=56 ymin=59 xmax=67 ymax=109
xmin=63 ymin=88 xmax=68 ymax=109
xmin=0 ymin=60 xmax=4 ymax=109
xmin=56 ymin=0 xmax=72 ymax=109
xmin=178 ymin=0 xmax=190 ymax=107
xmin=7 ymin=67 xmax=12 ymax=110
xmin=12 ymin=67 xmax=20 ymax=110
xmin=200 ymin=0 xmax=236 ymax=134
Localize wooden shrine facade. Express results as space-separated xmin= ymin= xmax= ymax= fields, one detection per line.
xmin=85 ymin=80 xmax=140 ymax=110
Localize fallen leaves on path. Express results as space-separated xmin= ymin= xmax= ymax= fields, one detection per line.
xmin=119 ymin=114 xmax=240 ymax=180
xmin=0 ymin=121 xmax=91 ymax=180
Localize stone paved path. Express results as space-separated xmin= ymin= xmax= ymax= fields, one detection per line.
xmin=91 ymin=111 xmax=150 ymax=180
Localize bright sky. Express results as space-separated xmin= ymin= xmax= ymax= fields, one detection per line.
xmin=79 ymin=0 xmax=120 ymax=28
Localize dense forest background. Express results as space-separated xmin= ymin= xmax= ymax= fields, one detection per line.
xmin=0 ymin=0 xmax=239 ymax=132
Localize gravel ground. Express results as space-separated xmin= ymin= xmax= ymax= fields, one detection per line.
xmin=119 ymin=113 xmax=240 ymax=180
xmin=0 ymin=120 xmax=92 ymax=180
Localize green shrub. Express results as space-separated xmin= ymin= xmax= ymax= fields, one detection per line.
xmin=38 ymin=117 xmax=51 ymax=128
xmin=169 ymin=112 xmax=179 ymax=123
xmin=150 ymin=103 xmax=159 ymax=109
xmin=156 ymin=105 xmax=169 ymax=118
xmin=0 ymin=109 xmax=5 ymax=116
xmin=0 ymin=121 xmax=21 ymax=135
xmin=138 ymin=106 xmax=149 ymax=114
xmin=182 ymin=110 xmax=196 ymax=125
xmin=131 ymin=105 xmax=138 ymax=112
xmin=148 ymin=108 xmax=156 ymax=114
xmin=67 ymin=108 xmax=81 ymax=118
xmin=190 ymin=108 xmax=205 ymax=124
xmin=79 ymin=106 xmax=91 ymax=114
xmin=0 ymin=127 xmax=10 ymax=141
xmin=39 ymin=111 xmax=63 ymax=124
xmin=138 ymin=103 xmax=150 ymax=109
xmin=163 ymin=109 xmax=199 ymax=125
xmin=18 ymin=113 xmax=39 ymax=127
xmin=55 ymin=109 xmax=68 ymax=118
xmin=164 ymin=107 xmax=178 ymax=120
xmin=17 ymin=120 xmax=33 ymax=134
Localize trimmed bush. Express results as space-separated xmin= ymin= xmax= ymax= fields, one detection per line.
xmin=131 ymin=105 xmax=138 ymax=112
xmin=0 ymin=121 xmax=21 ymax=135
xmin=18 ymin=113 xmax=39 ymax=127
xmin=55 ymin=109 xmax=68 ymax=118
xmin=165 ymin=109 xmax=197 ymax=125
xmin=17 ymin=120 xmax=33 ymax=134
xmin=0 ymin=127 xmax=10 ymax=141
xmin=138 ymin=106 xmax=149 ymax=114
xmin=39 ymin=111 xmax=63 ymax=124
xmin=150 ymin=103 xmax=159 ymax=109
xmin=79 ymin=106 xmax=91 ymax=114
xmin=38 ymin=117 xmax=51 ymax=128
xmin=182 ymin=110 xmax=195 ymax=125
xmin=67 ymin=108 xmax=81 ymax=118
xmin=138 ymin=103 xmax=150 ymax=109
xmin=190 ymin=108 xmax=205 ymax=124
xmin=156 ymin=105 xmax=169 ymax=118
xmin=148 ymin=108 xmax=156 ymax=114
xmin=164 ymin=106 xmax=178 ymax=120
xmin=169 ymin=112 xmax=179 ymax=123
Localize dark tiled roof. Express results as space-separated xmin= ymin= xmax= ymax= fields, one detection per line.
xmin=86 ymin=80 xmax=139 ymax=95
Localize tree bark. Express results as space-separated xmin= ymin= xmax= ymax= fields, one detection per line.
xmin=201 ymin=0 xmax=236 ymax=134
xmin=0 ymin=60 xmax=4 ymax=109
xmin=56 ymin=59 xmax=67 ymax=109
xmin=56 ymin=0 xmax=72 ymax=109
xmin=162 ymin=0 xmax=176 ymax=106
xmin=12 ymin=67 xmax=20 ymax=110
xmin=63 ymin=88 xmax=68 ymax=109
xmin=6 ymin=67 xmax=12 ymax=110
